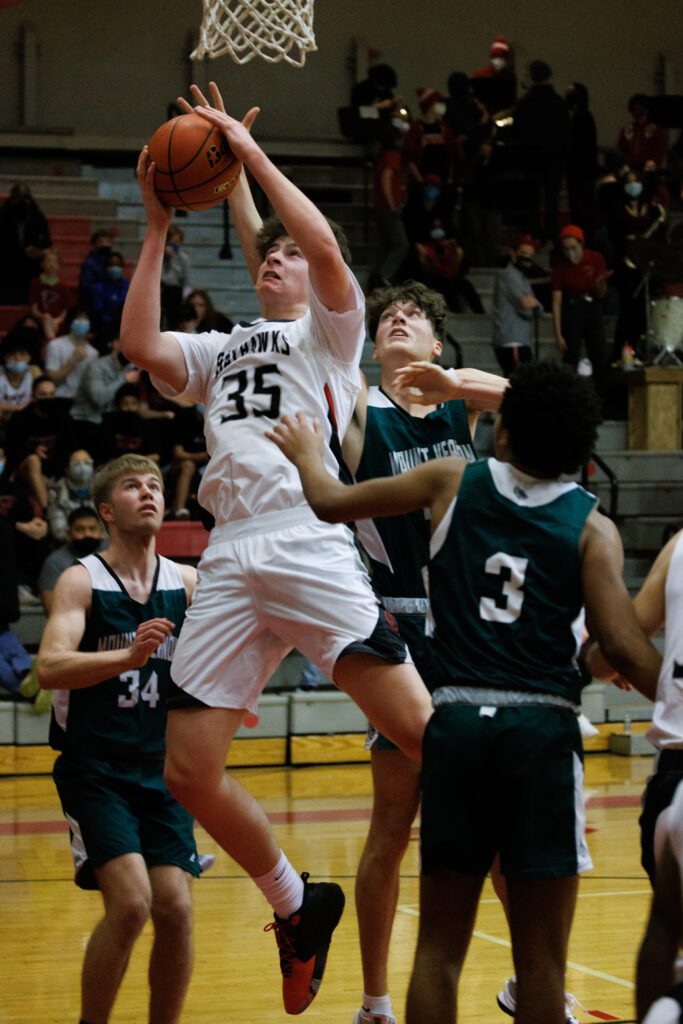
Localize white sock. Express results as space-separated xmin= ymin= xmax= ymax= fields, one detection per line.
xmin=363 ymin=993 xmax=394 ymax=1018
xmin=252 ymin=851 xmax=304 ymax=919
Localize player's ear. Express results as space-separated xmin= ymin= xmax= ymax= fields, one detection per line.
xmin=432 ymin=338 xmax=443 ymax=360
xmin=371 ymin=343 xmax=379 ymax=362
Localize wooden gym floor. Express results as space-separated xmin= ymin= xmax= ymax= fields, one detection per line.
xmin=1 ymin=753 xmax=653 ymax=1023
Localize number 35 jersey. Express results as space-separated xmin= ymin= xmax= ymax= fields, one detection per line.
xmin=49 ymin=554 xmax=187 ymax=758
xmin=156 ymin=273 xmax=366 ymax=526
xmin=429 ymin=458 xmax=596 ymax=704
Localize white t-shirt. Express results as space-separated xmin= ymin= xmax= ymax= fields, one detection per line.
xmin=154 ymin=273 xmax=366 ymax=525
xmin=648 ymin=532 xmax=683 ymax=749
xmin=0 ymin=367 xmax=33 ymax=408
xmin=45 ymin=334 xmax=98 ymax=399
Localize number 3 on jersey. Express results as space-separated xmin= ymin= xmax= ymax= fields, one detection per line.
xmin=479 ymin=552 xmax=528 ymax=624
xmin=220 ymin=364 xmax=282 ymax=422
xmin=118 ymin=670 xmax=160 ymax=709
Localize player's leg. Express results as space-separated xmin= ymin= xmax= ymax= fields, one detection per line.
xmin=165 ymin=705 xmax=282 ymax=875
xmin=334 ymin=653 xmax=431 ymax=764
xmin=164 ymin=704 xmax=344 ymax=1015
xmin=81 ymin=853 xmax=153 ymax=1024
xmin=147 ymin=866 xmax=194 ymax=1024
xmin=405 ymin=868 xmax=485 ymax=1024
xmin=355 ymin=746 xmax=420 ymax=1022
xmin=506 ymin=875 xmax=579 ymax=1024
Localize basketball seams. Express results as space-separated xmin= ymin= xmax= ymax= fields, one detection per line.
xmin=150 ymin=111 xmax=238 ymax=211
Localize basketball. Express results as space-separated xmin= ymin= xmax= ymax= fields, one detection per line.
xmin=148 ymin=111 xmax=241 ymax=211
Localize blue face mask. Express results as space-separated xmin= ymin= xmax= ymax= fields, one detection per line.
xmin=430 ymin=227 xmax=446 ymax=240
xmin=0 ymin=461 xmax=5 ymax=477
xmin=71 ymin=319 xmax=90 ymax=337
xmin=424 ymin=185 xmax=440 ymax=201
xmin=6 ymin=360 xmax=28 ymax=375
xmin=625 ymin=181 xmax=643 ymax=198
xmin=107 ymin=266 xmax=124 ymax=280
xmin=196 ymin=403 xmax=205 ymax=416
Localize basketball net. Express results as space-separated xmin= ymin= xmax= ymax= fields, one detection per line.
xmin=191 ymin=0 xmax=317 ymax=67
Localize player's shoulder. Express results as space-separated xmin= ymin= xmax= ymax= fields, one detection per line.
xmin=52 ymin=561 xmax=94 ymax=607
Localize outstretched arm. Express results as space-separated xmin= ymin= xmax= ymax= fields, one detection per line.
xmin=178 ymin=83 xmax=263 ymax=283
xmin=393 ymin=362 xmax=508 ymax=411
xmin=119 ymin=150 xmax=188 ymax=391
xmin=266 ymin=413 xmax=465 ymax=525
xmin=191 ymin=83 xmax=354 ymax=313
xmin=37 ymin=564 xmax=176 ymax=690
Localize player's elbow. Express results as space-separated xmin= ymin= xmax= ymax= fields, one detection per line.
xmin=309 ymin=498 xmax=345 ymax=524
xmin=597 ymin=629 xmax=645 ymax=678
xmin=36 ymin=654 xmax=57 ymax=690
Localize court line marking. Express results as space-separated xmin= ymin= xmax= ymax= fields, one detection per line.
xmin=397 ymin=905 xmax=635 ymax=989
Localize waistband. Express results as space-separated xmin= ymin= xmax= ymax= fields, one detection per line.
xmin=210 ymin=505 xmax=319 ymax=543
xmin=432 ymin=685 xmax=579 ymax=713
xmin=381 ymin=596 xmax=429 ymax=615
xmin=655 ymin=748 xmax=683 ymax=771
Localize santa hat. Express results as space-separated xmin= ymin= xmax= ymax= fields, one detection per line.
xmin=416 ymin=86 xmax=443 ymax=114
xmin=490 ymin=36 xmax=510 ymax=58
xmin=560 ymin=224 xmax=585 ymax=243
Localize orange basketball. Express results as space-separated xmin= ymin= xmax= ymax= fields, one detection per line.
xmin=148 ymin=112 xmax=241 ymax=211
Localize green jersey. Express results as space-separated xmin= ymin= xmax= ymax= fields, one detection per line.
xmin=50 ymin=553 xmax=187 ymax=758
xmin=354 ymin=386 xmax=476 ymax=604
xmin=429 ymin=458 xmax=596 ymax=704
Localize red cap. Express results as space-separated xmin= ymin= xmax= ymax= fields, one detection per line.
xmin=560 ymin=224 xmax=585 ymax=243
xmin=416 ymin=86 xmax=444 ymax=114
xmin=515 ymin=233 xmax=539 ymax=250
xmin=490 ymin=36 xmax=510 ymax=57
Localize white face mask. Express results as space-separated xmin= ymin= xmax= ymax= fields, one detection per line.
xmin=491 ymin=57 xmax=506 ymax=71
xmin=432 ymin=102 xmax=447 ymax=117
xmin=566 ymin=248 xmax=583 ymax=264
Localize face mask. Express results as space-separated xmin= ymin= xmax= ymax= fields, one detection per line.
xmin=430 ymin=227 xmax=446 ymax=240
xmin=0 ymin=461 xmax=5 ymax=477
xmin=6 ymin=360 xmax=28 ymax=375
xmin=68 ymin=461 xmax=94 ymax=484
xmin=107 ymin=266 xmax=124 ymax=280
xmin=391 ymin=117 xmax=409 ymax=133
xmin=491 ymin=57 xmax=506 ymax=71
xmin=196 ymin=403 xmax=205 ymax=416
xmin=71 ymin=536 xmax=101 ymax=557
xmin=432 ymin=102 xmax=447 ymax=117
xmin=517 ymin=257 xmax=533 ymax=272
xmin=566 ymin=248 xmax=582 ymax=265
xmin=35 ymin=398 xmax=54 ymax=413
xmin=424 ymin=185 xmax=440 ymax=201
xmin=625 ymin=181 xmax=643 ymax=198
xmin=71 ymin=319 xmax=90 ymax=337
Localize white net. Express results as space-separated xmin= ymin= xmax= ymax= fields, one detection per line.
xmin=191 ymin=0 xmax=317 ymax=67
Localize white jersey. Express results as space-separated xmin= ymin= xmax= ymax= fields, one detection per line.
xmin=0 ymin=367 xmax=33 ymax=408
xmin=154 ymin=272 xmax=365 ymax=525
xmin=648 ymin=532 xmax=683 ymax=749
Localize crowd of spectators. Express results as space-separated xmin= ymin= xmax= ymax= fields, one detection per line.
xmin=0 ymin=209 xmax=228 ymax=609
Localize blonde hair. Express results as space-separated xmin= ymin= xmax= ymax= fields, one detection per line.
xmin=91 ymin=455 xmax=163 ymax=514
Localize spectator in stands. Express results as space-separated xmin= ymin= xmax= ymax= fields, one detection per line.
xmin=176 ymin=302 xmax=199 ymax=333
xmin=78 ymin=228 xmax=114 ymax=309
xmin=0 ymin=184 xmax=51 ymax=304
xmin=100 ymin=383 xmax=160 ymax=464
xmin=0 ymin=326 xmax=42 ymax=426
xmin=617 ymin=94 xmax=669 ymax=171
xmin=28 ymin=247 xmax=70 ymax=341
xmin=44 ymin=306 xmax=98 ymax=399
xmin=186 ymin=288 xmax=233 ymax=333
xmin=161 ymin=225 xmax=192 ymax=330
xmin=513 ymin=61 xmax=569 ymax=241
xmin=444 ymin=71 xmax=493 ymax=185
xmin=169 ymin=404 xmax=208 ymax=519
xmin=368 ymin=114 xmax=410 ymax=290
xmin=38 ymin=505 xmax=105 ymax=614
xmin=471 ymin=35 xmax=517 ymax=113
xmin=90 ymin=250 xmax=129 ymax=332
xmin=552 ymin=225 xmax=609 ymax=393
xmin=70 ymin=327 xmax=139 ymax=460
xmin=403 ymin=88 xmax=455 ymax=197
xmin=403 ymin=173 xmax=455 ymax=249
xmin=46 ymin=449 xmax=97 ymax=543
xmin=0 ymin=444 xmax=49 ymax=604
xmin=565 ymin=83 xmax=599 ymax=234
xmin=415 ymin=221 xmax=485 ymax=314
xmin=351 ymin=63 xmax=399 ymax=116
xmin=610 ymin=171 xmax=668 ymax=358
xmin=5 ymin=375 xmax=74 ymax=513
xmin=492 ymin=235 xmax=542 ymax=374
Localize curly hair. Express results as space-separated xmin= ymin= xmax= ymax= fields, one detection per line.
xmin=255 ymin=216 xmax=352 ymax=265
xmin=500 ymin=361 xmax=602 ymax=478
xmin=366 ymin=280 xmax=448 ymax=342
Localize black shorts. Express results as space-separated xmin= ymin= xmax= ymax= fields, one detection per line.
xmin=639 ymin=750 xmax=683 ymax=883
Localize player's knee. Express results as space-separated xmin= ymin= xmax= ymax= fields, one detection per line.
xmin=151 ymin=888 xmax=193 ymax=937
xmin=107 ymin=892 xmax=152 ymax=940
xmin=164 ymin=756 xmax=207 ymax=811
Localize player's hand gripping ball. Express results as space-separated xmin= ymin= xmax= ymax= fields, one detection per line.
xmin=148 ymin=112 xmax=242 ymax=211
